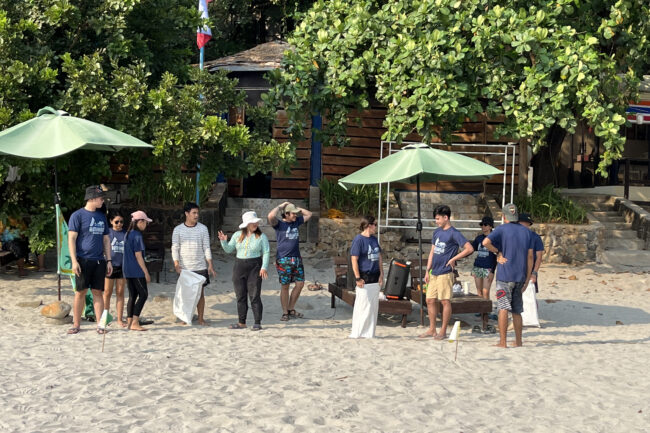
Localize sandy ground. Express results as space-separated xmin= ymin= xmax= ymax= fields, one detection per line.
xmin=0 ymin=253 xmax=649 ymax=433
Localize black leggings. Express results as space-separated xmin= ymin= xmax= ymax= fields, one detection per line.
xmin=232 ymin=257 xmax=263 ymax=325
xmin=126 ymin=277 xmax=148 ymax=317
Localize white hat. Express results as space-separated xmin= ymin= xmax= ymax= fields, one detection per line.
xmin=239 ymin=211 xmax=262 ymax=229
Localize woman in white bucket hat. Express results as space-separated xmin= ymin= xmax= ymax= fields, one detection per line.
xmin=218 ymin=211 xmax=270 ymax=330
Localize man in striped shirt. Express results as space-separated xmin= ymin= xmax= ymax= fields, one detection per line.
xmin=172 ymin=202 xmax=216 ymax=326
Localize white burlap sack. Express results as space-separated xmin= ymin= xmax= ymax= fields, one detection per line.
xmin=521 ymin=281 xmax=540 ymax=327
xmin=173 ymin=270 xmax=206 ymax=325
xmin=349 ymin=283 xmax=380 ymax=339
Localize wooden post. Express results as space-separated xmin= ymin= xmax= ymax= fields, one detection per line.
xmin=624 ymin=158 xmax=630 ymax=200
xmin=518 ymin=139 xmax=529 ymax=196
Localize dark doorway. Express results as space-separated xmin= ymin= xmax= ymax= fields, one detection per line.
xmin=243 ymin=172 xmax=271 ymax=198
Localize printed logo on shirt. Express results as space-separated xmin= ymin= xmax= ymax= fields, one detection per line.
xmin=434 ymin=238 xmax=446 ymax=255
xmin=477 ymin=244 xmax=489 ymax=258
xmin=367 ymin=245 xmax=380 ymax=262
xmin=285 ymin=226 xmax=299 ymax=240
xmin=111 ymin=237 xmax=124 ymax=254
xmin=89 ymin=217 xmax=105 ymax=235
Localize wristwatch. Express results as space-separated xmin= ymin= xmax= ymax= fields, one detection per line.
xmin=356 ymin=277 xmax=363 ymax=282
xmin=531 ymin=271 xmax=538 ymax=276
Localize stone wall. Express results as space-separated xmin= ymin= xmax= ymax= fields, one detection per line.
xmin=614 ymin=197 xmax=650 ymax=250
xmin=318 ymin=216 xmax=605 ymax=265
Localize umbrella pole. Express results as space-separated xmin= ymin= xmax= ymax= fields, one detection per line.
xmin=417 ymin=175 xmax=425 ymax=327
xmin=54 ymin=161 xmax=62 ymax=301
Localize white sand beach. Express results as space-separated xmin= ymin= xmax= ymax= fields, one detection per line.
xmin=0 ymin=254 xmax=648 ymax=432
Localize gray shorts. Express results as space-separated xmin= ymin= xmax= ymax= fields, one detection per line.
xmin=495 ymin=280 xmax=524 ymax=314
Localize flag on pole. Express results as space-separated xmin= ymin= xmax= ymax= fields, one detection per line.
xmin=55 ymin=204 xmax=76 ymax=290
xmin=197 ymin=0 xmax=212 ymax=49
xmin=98 ymin=309 xmax=113 ymax=330
xmin=448 ymin=320 xmax=461 ymax=342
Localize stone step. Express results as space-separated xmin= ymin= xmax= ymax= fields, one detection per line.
xmin=600 ymin=221 xmax=633 ymax=230
xmin=605 ymin=238 xmax=645 ymax=250
xmin=399 ymin=204 xmax=484 ymax=214
xmin=590 ymin=211 xmax=626 ymax=222
xmin=600 ymin=250 xmax=650 ymax=269
xmin=605 ymin=229 xmax=641 ymax=239
xmin=226 ymin=197 xmax=307 ymax=211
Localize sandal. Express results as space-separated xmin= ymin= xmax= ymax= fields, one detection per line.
xmin=228 ymin=323 xmax=246 ymax=329
xmin=96 ymin=328 xmax=107 ymax=335
xmin=471 ymin=325 xmax=482 ymax=334
xmin=307 ymin=281 xmax=322 ymax=291
xmin=280 ymin=313 xmax=290 ymax=322
xmin=484 ymin=324 xmax=497 ymax=334
xmin=251 ymin=324 xmax=263 ymax=331
xmin=288 ymin=309 xmax=303 ymax=319
xmin=67 ymin=327 xmax=80 ymax=335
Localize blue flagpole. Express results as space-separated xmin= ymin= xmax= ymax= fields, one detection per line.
xmin=196 ymin=46 xmax=204 ymax=204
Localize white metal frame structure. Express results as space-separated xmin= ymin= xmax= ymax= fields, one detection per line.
xmin=376 ymin=141 xmax=517 ymax=241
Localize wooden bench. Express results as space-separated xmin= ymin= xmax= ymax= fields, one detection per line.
xmin=406 ymin=257 xmax=493 ymax=316
xmin=329 ymin=256 xmax=412 ymax=328
xmin=143 ymin=222 xmax=165 ymax=283
xmin=0 ymin=250 xmax=17 ymax=267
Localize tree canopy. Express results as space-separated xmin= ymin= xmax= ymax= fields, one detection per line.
xmin=267 ymin=0 xmax=650 ymax=175
xmin=0 ymin=0 xmax=295 ymax=253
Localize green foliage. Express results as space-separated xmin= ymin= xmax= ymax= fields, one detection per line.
xmin=268 ymin=0 xmax=650 ymax=174
xmin=515 ymin=185 xmax=587 ymax=224
xmin=0 ymin=0 xmax=292 ymax=248
xmin=318 ymin=178 xmax=386 ymax=216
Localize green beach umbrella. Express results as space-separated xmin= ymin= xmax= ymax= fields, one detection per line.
xmin=339 ymin=143 xmax=502 ymax=325
xmin=0 ymin=106 xmax=152 ymax=300
xmin=0 ymin=106 xmax=151 ymax=158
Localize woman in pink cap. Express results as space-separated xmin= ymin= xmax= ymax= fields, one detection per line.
xmin=123 ymin=210 xmax=152 ymax=331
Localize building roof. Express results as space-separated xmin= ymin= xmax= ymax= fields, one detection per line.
xmin=205 ymin=41 xmax=291 ymax=73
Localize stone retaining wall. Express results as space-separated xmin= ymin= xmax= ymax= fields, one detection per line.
xmin=614 ymin=197 xmax=650 ymax=250
xmin=318 ymin=216 xmax=605 ymax=265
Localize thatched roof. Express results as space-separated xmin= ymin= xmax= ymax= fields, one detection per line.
xmin=205 ymin=41 xmax=291 ymax=72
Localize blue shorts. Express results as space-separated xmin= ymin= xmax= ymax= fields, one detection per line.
xmin=495 ymin=280 xmax=524 ymax=314
xmin=275 ymin=257 xmax=305 ymax=285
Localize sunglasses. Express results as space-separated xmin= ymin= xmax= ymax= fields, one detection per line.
xmin=479 ymin=223 xmax=492 ymax=227
xmin=113 ymin=220 xmax=124 ymax=224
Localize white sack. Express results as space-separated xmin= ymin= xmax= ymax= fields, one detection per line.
xmin=521 ymin=281 xmax=540 ymax=327
xmin=349 ymin=283 xmax=380 ymax=339
xmin=173 ymin=270 xmax=206 ymax=325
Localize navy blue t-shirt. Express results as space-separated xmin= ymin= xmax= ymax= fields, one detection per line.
xmin=350 ymin=234 xmax=381 ymax=275
xmin=274 ymin=216 xmax=304 ymax=259
xmin=530 ymin=230 xmax=544 ymax=267
xmin=431 ymin=227 xmax=468 ymax=276
xmin=487 ymin=222 xmax=533 ymax=283
xmin=123 ymin=230 xmax=146 ymax=278
xmin=68 ymin=209 xmax=109 ymax=260
xmin=109 ymin=228 xmax=126 ymax=266
xmin=472 ymin=233 xmax=497 ymax=270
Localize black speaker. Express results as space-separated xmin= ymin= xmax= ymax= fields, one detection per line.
xmin=384 ymin=259 xmax=410 ymax=299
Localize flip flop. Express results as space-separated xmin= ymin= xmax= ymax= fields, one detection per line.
xmin=472 ymin=325 xmax=482 ymax=334
xmin=288 ymin=309 xmax=303 ymax=319
xmin=96 ymin=328 xmax=107 ymax=335
xmin=67 ymin=327 xmax=80 ymax=335
xmin=251 ymin=324 xmax=263 ymax=331
xmin=139 ymin=319 xmax=154 ymax=326
xmin=228 ymin=324 xmax=246 ymax=329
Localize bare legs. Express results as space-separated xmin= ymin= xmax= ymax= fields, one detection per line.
xmin=104 ymin=277 xmax=127 ymax=327
xmin=496 ymin=310 xmax=523 ymax=348
xmin=197 ymin=288 xmax=207 ymax=325
xmin=280 ymin=281 xmax=305 ymax=314
xmin=419 ymin=298 xmax=451 ymax=339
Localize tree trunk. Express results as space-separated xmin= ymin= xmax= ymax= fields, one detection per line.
xmin=531 ymin=124 xmax=567 ymax=191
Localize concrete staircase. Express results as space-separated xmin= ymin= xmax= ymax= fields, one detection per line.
xmin=391 ymin=192 xmax=487 ymax=258
xmin=221 ymin=197 xmax=310 ymax=244
xmin=565 ymin=194 xmax=650 ymax=267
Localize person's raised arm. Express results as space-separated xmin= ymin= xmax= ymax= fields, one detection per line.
xmin=300 ymin=207 xmax=313 ymax=223
xmin=267 ymin=205 xmax=281 ymax=226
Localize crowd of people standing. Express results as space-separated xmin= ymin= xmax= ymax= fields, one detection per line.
xmin=66 ymin=184 xmax=542 ymax=347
